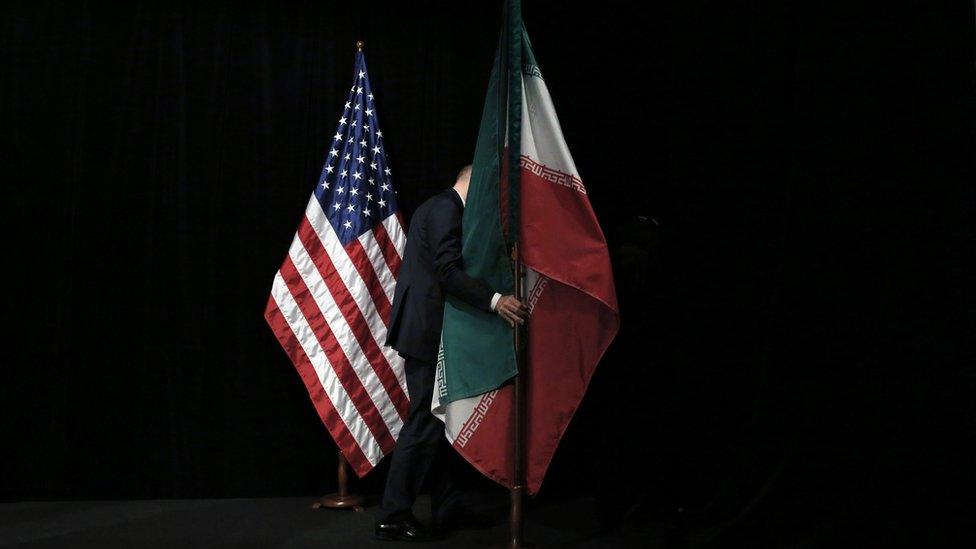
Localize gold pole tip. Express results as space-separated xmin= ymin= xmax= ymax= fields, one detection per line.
xmin=356 ymin=40 xmax=364 ymax=51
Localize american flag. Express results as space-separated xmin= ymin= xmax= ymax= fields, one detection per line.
xmin=264 ymin=48 xmax=409 ymax=477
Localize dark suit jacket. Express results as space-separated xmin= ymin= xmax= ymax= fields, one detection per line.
xmin=385 ymin=189 xmax=495 ymax=364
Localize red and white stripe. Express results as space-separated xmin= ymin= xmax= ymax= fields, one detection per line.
xmin=265 ymin=195 xmax=408 ymax=476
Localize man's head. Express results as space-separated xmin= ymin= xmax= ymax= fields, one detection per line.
xmin=453 ymin=164 xmax=473 ymax=202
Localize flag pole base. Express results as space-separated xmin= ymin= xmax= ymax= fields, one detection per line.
xmin=490 ymin=483 xmax=534 ymax=547
xmin=311 ymin=493 xmax=364 ymax=512
xmin=311 ymin=449 xmax=365 ymax=512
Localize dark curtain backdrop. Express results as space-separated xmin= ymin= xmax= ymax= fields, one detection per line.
xmin=3 ymin=0 xmax=974 ymax=544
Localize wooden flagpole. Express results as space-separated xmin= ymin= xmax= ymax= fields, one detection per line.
xmin=312 ymin=40 xmax=368 ymax=515
xmin=508 ymin=242 xmax=527 ymax=547
xmin=503 ymin=0 xmax=526 ymax=543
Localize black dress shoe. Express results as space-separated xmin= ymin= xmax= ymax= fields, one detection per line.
xmin=374 ymin=515 xmax=439 ymax=541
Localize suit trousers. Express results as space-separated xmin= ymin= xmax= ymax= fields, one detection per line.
xmin=377 ymin=356 xmax=464 ymax=523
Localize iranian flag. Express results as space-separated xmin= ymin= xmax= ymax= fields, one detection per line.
xmin=432 ymin=1 xmax=619 ymax=495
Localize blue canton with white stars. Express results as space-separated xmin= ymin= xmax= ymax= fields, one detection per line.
xmin=315 ymin=51 xmax=399 ymax=246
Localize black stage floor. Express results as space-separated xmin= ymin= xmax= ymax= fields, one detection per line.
xmin=5 ymin=494 xmax=966 ymax=547
xmin=0 ymin=495 xmax=650 ymax=548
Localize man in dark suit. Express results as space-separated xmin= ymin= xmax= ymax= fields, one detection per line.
xmin=375 ymin=165 xmax=528 ymax=541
